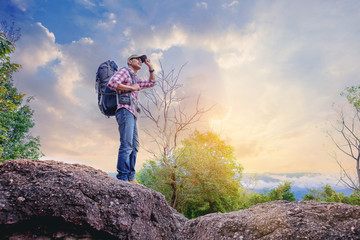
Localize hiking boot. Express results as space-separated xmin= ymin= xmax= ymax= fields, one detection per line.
xmin=129 ymin=179 xmax=139 ymax=184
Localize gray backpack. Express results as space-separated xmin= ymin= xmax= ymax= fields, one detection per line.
xmin=95 ymin=60 xmax=135 ymax=117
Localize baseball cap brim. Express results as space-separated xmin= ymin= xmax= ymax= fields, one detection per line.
xmin=128 ymin=54 xmax=147 ymax=63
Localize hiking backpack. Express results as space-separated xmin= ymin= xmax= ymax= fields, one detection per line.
xmin=95 ymin=60 xmax=136 ymax=117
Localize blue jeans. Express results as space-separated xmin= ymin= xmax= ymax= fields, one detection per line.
xmin=115 ymin=108 xmax=138 ymax=181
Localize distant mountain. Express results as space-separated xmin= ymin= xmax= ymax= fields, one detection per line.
xmin=108 ymin=172 xmax=354 ymax=200
xmin=243 ymin=172 xmax=353 ymax=200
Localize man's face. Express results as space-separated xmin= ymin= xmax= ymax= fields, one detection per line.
xmin=129 ymin=57 xmax=142 ymax=70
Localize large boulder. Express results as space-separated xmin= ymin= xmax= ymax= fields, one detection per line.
xmin=0 ymin=159 xmax=186 ymax=239
xmin=2 ymin=159 xmax=360 ymax=240
xmin=180 ymin=200 xmax=360 ymax=240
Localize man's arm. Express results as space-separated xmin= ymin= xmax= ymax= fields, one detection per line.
xmin=146 ymin=58 xmax=155 ymax=81
xmin=137 ymin=58 xmax=156 ymax=89
xmin=116 ymin=83 xmax=140 ymax=92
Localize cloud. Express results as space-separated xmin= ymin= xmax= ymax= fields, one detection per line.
xmin=14 ymin=23 xmax=99 ymax=105
xmin=222 ymin=1 xmax=239 ymax=8
xmin=53 ymin=36 xmax=98 ymax=105
xmin=72 ymin=37 xmax=94 ymax=45
xmin=244 ymin=173 xmax=340 ymax=190
xmin=191 ymin=24 xmax=258 ymax=69
xmin=13 ymin=22 xmax=61 ymax=74
xmin=122 ymin=21 xmax=258 ymax=71
xmin=196 ymin=2 xmax=208 ymax=9
xmin=10 ymin=0 xmax=30 ymax=12
xmin=11 ymin=22 xmax=118 ymax=171
xmin=193 ymin=1 xmax=360 ymax=174
xmin=124 ymin=24 xmax=188 ymax=57
xmin=96 ymin=12 xmax=117 ymax=30
xmin=53 ymin=61 xmax=82 ymax=105
xmin=9 ymin=0 xmax=360 ymax=175
xmin=76 ymin=0 xmax=96 ymax=8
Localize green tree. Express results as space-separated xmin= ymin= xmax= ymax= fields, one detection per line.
xmin=237 ymin=191 xmax=268 ymax=209
xmin=239 ymin=181 xmax=296 ymax=209
xmin=0 ymin=30 xmax=43 ymax=161
xmin=0 ymin=33 xmax=20 ymax=112
xmin=302 ymin=184 xmax=360 ymax=205
xmin=266 ymin=181 xmax=296 ymax=202
xmin=139 ymin=64 xmax=211 ymax=207
xmin=138 ymin=131 xmax=243 ymax=218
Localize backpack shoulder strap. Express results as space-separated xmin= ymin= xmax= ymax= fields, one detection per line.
xmin=125 ymin=67 xmax=136 ymax=84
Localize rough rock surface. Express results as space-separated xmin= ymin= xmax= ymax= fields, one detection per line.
xmin=0 ymin=159 xmax=186 ymax=239
xmin=180 ymin=200 xmax=360 ymax=240
xmin=2 ymin=159 xmax=360 ymax=240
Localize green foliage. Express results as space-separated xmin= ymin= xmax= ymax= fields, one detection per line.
xmin=0 ymin=32 xmax=20 ymax=113
xmin=0 ymin=31 xmax=43 ymax=161
xmin=302 ymin=185 xmax=360 ymax=205
xmin=239 ymin=181 xmax=296 ymax=209
xmin=341 ymin=86 xmax=360 ymax=111
xmin=138 ymin=131 xmax=243 ymax=218
xmin=137 ymin=159 xmax=173 ymax=199
xmin=266 ymin=181 xmax=296 ymax=202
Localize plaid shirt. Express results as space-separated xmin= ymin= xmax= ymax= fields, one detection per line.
xmin=108 ymin=67 xmax=155 ymax=118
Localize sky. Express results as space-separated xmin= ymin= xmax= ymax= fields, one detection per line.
xmin=1 ymin=0 xmax=360 ymax=175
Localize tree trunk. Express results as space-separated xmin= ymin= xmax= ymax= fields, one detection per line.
xmin=170 ymin=172 xmax=177 ymax=208
xmin=357 ymin=157 xmax=360 ymax=189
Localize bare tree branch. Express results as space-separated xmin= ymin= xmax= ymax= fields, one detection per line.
xmin=0 ymin=21 xmax=21 ymax=43
xmin=328 ymin=102 xmax=360 ymax=194
xmin=139 ymin=62 xmax=213 ymax=206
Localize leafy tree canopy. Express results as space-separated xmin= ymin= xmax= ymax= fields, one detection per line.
xmin=138 ymin=131 xmax=243 ymax=218
xmin=239 ymin=181 xmax=296 ymax=209
xmin=302 ymin=184 xmax=360 ymax=205
xmin=0 ymin=32 xmax=21 ymax=112
xmin=0 ymin=29 xmax=43 ymax=161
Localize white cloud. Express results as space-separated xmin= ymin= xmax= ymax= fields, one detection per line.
xmin=72 ymin=37 xmax=94 ymax=45
xmin=13 ymin=23 xmax=98 ymax=105
xmin=149 ymin=25 xmax=187 ymax=51
xmin=53 ymin=36 xmax=97 ymax=105
xmin=96 ymin=12 xmax=117 ymax=29
xmin=222 ymin=0 xmax=239 ymax=8
xmin=149 ymin=52 xmax=164 ymax=71
xmin=77 ymin=0 xmax=96 ymax=7
xmin=11 ymin=0 xmax=29 ymax=11
xmin=11 ymin=0 xmax=360 ymax=175
xmin=196 ymin=2 xmax=208 ymax=9
xmin=122 ymin=24 xmax=187 ymax=58
xmin=14 ymin=22 xmax=61 ymax=74
xmin=244 ymin=173 xmax=340 ymax=190
xmin=202 ymin=25 xmax=258 ymax=69
xmin=123 ymin=28 xmax=131 ymax=37
xmin=53 ymin=60 xmax=82 ymax=106
xmin=46 ymin=106 xmax=64 ymax=120
xmin=123 ymin=22 xmax=257 ymax=70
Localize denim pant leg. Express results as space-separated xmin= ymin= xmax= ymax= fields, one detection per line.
xmin=128 ymin=120 xmax=138 ymax=181
xmin=115 ymin=108 xmax=138 ymax=181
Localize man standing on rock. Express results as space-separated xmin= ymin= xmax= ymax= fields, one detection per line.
xmin=108 ymin=54 xmax=155 ymax=183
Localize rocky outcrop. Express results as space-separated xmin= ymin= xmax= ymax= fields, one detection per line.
xmin=0 ymin=159 xmax=186 ymax=239
xmin=1 ymin=159 xmax=360 ymax=240
xmin=180 ymin=200 xmax=360 ymax=240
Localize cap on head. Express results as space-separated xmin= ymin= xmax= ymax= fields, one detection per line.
xmin=128 ymin=54 xmax=147 ymax=63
